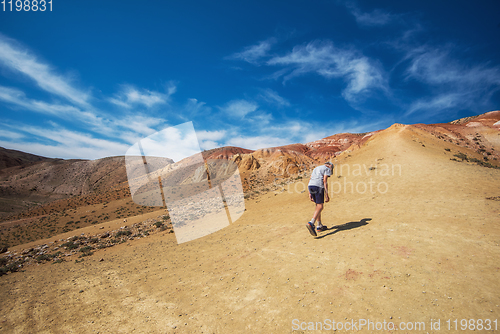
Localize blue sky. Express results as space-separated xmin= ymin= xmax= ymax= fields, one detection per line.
xmin=0 ymin=0 xmax=499 ymax=160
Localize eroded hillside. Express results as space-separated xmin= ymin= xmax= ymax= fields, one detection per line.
xmin=0 ymin=111 xmax=498 ymax=248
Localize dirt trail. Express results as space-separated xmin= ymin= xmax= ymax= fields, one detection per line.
xmin=1 ymin=125 xmax=500 ymax=333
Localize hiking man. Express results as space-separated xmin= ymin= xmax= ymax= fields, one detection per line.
xmin=306 ymin=161 xmax=333 ymax=236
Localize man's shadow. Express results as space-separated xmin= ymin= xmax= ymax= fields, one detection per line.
xmin=315 ymin=218 xmax=371 ymax=239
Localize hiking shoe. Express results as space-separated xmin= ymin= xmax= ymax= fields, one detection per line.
xmin=316 ymin=225 xmax=328 ymax=232
xmin=306 ymin=222 xmax=317 ymax=236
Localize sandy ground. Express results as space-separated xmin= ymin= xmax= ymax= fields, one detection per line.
xmin=1 ymin=125 xmax=500 ymax=333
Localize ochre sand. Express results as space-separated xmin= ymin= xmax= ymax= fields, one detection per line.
xmin=1 ymin=124 xmax=499 ymax=333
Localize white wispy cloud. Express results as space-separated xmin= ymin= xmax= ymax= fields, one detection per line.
xmin=268 ymin=121 xmax=324 ymax=145
xmin=109 ymin=84 xmax=175 ymax=109
xmin=404 ymin=46 xmax=500 ymax=115
xmin=248 ymin=112 xmax=273 ymax=126
xmin=342 ymin=1 xmax=401 ymax=27
xmin=406 ymin=48 xmax=500 ymax=86
xmin=264 ymin=120 xmax=346 ymax=144
xmin=222 ymin=119 xmax=353 ymax=150
xmin=0 ymin=85 xmax=170 ymax=155
xmin=227 ymin=38 xmax=275 ymax=65
xmin=405 ymin=94 xmax=462 ymax=116
xmin=196 ymin=130 xmax=226 ymax=141
xmin=267 ymin=41 xmax=388 ymax=103
xmin=225 ymin=135 xmax=290 ymax=150
xmin=347 ymin=3 xmax=395 ymax=27
xmin=353 ymin=9 xmax=393 ymax=26
xmin=0 ymin=85 xmax=147 ymax=144
xmin=259 ymin=88 xmax=291 ymax=107
xmin=183 ymin=98 xmax=211 ymax=117
xmin=199 ymin=140 xmax=219 ymax=150
xmin=0 ymin=34 xmax=90 ymax=106
xmin=269 ymin=117 xmax=392 ymax=144
xmin=0 ymin=85 xmax=105 ymax=127
xmin=112 ymin=115 xmax=166 ymax=142
xmin=0 ymin=124 xmax=130 ymax=160
xmin=0 ymin=34 xmax=182 ymax=159
xmin=220 ymin=99 xmax=259 ymax=118
xmin=194 ymin=130 xmax=225 ymax=151
xmin=196 ymin=130 xmax=226 ymax=151
xmin=195 ymin=130 xmax=225 ymax=151
xmin=0 ymin=129 xmax=25 ymax=140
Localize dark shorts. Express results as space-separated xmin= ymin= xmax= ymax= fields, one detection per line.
xmin=308 ymin=186 xmax=325 ymax=204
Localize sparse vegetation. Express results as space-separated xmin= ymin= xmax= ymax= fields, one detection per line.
xmin=61 ymin=241 xmax=78 ymax=250
xmin=453 ymin=152 xmax=468 ymax=161
xmin=451 ymin=153 xmax=500 ymax=169
xmin=0 ymin=259 xmax=22 ymax=276
xmin=35 ymin=254 xmax=50 ymax=262
xmin=115 ymin=230 xmax=132 ymax=237
xmin=469 ymin=157 xmax=499 ymax=169
xmin=79 ymin=246 xmax=94 ymax=257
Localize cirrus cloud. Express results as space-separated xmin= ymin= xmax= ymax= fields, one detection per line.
xmin=0 ymin=34 xmax=90 ymax=106
xmin=219 ymin=99 xmax=259 ymax=118
xmin=227 ymin=38 xmax=276 ymax=65
xmin=267 ymin=41 xmax=388 ymax=103
xmin=109 ymin=83 xmax=176 ymax=109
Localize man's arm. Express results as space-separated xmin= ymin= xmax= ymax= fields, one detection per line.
xmin=323 ymin=174 xmax=329 ymax=203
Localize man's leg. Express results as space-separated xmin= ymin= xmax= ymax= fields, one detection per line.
xmin=306 ymin=186 xmax=324 ymax=237
xmin=312 ymin=203 xmax=323 ymax=222
xmin=315 ymin=208 xmax=328 ymax=231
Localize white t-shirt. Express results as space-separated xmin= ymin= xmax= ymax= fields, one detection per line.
xmin=308 ymin=165 xmax=332 ymax=188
